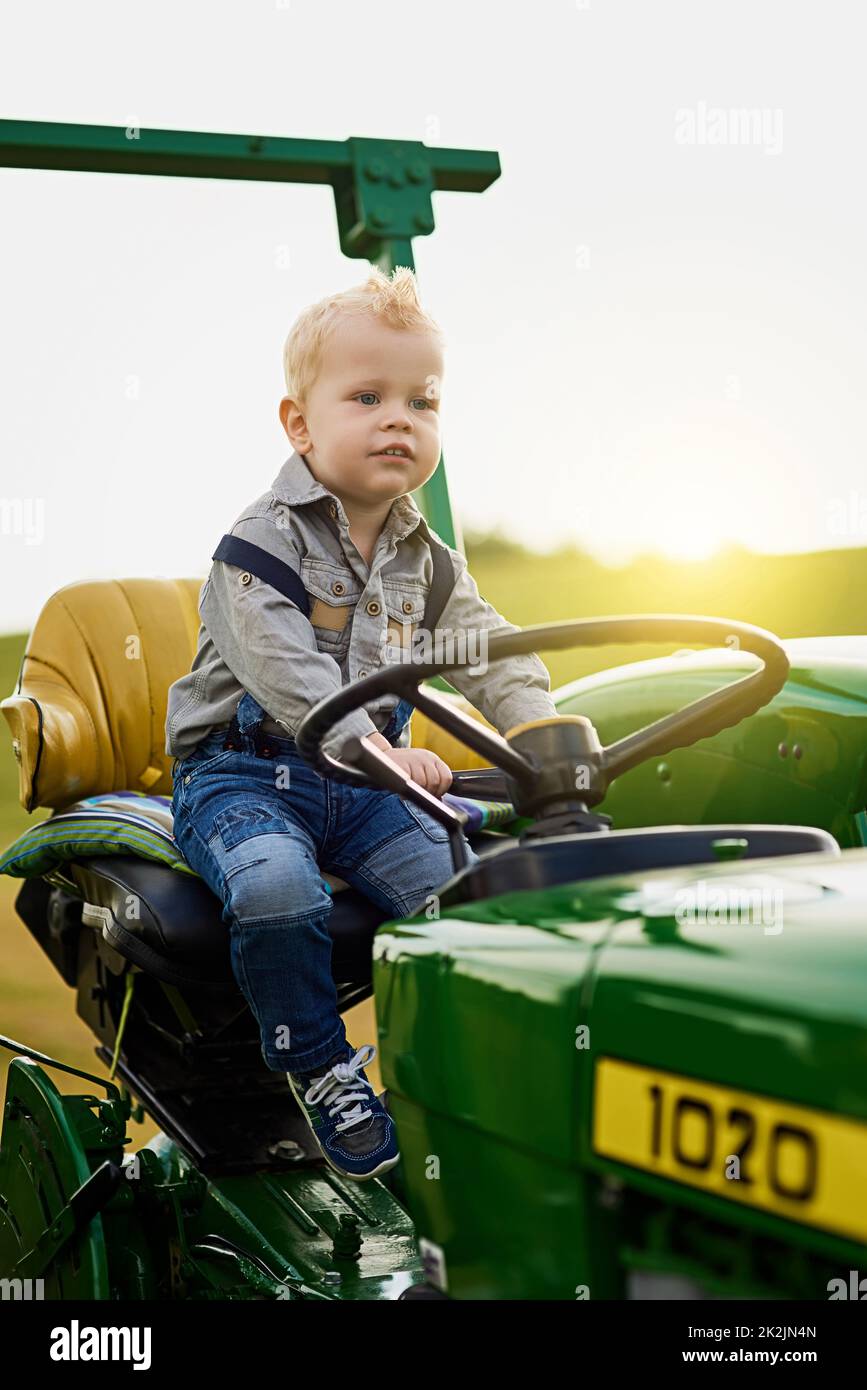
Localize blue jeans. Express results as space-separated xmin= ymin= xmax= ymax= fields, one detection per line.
xmin=171 ymin=691 xmax=480 ymax=1073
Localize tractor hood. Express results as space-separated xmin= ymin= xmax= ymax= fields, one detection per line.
xmin=375 ymin=845 xmax=867 ymax=1168
xmin=577 ymin=848 xmax=867 ymax=1119
xmin=553 ymin=637 xmax=867 ymax=847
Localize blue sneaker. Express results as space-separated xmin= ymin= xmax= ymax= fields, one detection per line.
xmin=286 ymin=1043 xmax=400 ymax=1182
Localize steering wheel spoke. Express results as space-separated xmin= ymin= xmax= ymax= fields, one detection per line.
xmin=410 ymin=685 xmax=536 ymax=781
xmin=602 ymin=656 xmax=781 ymax=782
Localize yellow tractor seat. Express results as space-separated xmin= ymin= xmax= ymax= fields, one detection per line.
xmin=1 ymin=576 xmax=496 ymax=813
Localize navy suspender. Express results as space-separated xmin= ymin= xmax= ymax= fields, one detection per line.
xmin=210 ymin=520 xmax=456 ymax=633
xmin=213 ymin=515 xmax=458 ymax=752
xmin=211 ymin=534 xmax=311 ymax=619
xmin=417 ymin=523 xmax=457 ymax=632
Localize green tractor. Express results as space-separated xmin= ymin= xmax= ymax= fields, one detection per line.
xmin=1 ymin=119 xmax=866 ymax=1303
xmin=2 ymin=611 xmax=867 ymax=1300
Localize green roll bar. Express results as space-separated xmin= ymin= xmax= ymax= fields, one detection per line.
xmin=0 ymin=119 xmax=502 ymax=551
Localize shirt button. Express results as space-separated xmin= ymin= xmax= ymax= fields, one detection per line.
xmin=239 ymin=572 xmax=252 ymax=586
xmin=366 ymin=600 xmax=381 ymax=616
xmin=332 ymin=580 xmax=346 ymax=595
xmin=328 ymin=503 xmax=338 ymax=519
xmin=402 ymin=599 xmax=414 ymax=614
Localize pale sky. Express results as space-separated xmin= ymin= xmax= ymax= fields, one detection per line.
xmin=1 ymin=0 xmax=866 ymax=631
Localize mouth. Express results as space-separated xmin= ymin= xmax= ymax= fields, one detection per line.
xmin=370 ymin=447 xmax=414 ymax=461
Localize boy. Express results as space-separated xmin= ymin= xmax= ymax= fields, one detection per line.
xmin=165 ymin=267 xmax=559 ymax=1181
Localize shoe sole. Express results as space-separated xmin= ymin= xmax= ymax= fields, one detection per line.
xmin=286 ymin=1072 xmax=400 ymax=1182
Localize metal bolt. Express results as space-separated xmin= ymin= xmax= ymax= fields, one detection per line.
xmin=268 ymin=1139 xmax=304 ymax=1161
xmin=793 ymin=744 xmax=803 ymax=759
xmin=322 ymin=1270 xmax=343 ymax=1286
xmin=656 ymin=762 xmax=671 ymax=783
xmin=332 ymin=1214 xmax=363 ymax=1260
xmin=778 ymin=742 xmax=788 ymax=758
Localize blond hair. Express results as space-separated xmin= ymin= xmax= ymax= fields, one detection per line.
xmin=282 ymin=265 xmax=444 ymax=406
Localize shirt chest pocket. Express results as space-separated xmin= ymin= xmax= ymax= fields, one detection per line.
xmin=382 ymin=581 xmax=426 ymax=656
xmin=301 ymin=558 xmax=361 ymax=655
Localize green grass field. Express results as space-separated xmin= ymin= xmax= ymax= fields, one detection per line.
xmin=2 ymin=538 xmax=867 ymax=1138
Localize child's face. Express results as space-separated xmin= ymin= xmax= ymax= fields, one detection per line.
xmin=280 ymin=314 xmax=443 ymax=509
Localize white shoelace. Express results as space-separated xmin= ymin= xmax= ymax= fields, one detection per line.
xmin=304 ymin=1044 xmax=378 ymax=1133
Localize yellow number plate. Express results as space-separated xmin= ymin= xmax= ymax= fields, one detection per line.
xmin=592 ymin=1057 xmax=867 ymax=1245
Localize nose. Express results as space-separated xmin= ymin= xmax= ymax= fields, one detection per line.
xmin=380 ymin=400 xmax=414 ymax=430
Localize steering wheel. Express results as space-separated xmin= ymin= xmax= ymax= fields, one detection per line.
xmin=294 ymin=615 xmax=789 ymax=836
xmin=294 ymin=614 xmax=789 ymax=828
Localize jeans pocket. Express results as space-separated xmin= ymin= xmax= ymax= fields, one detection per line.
xmin=174 ymin=737 xmax=237 ymax=787
xmin=212 ymin=802 xmax=295 ymax=852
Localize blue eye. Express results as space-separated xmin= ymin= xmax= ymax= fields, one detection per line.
xmin=354 ymin=392 xmax=433 ymax=410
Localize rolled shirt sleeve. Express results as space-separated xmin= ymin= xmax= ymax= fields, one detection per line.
xmin=431 ymin=551 xmax=560 ymax=734
xmin=201 ymin=535 xmax=378 ymax=762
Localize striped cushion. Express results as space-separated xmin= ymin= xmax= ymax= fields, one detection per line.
xmin=0 ymin=792 xmax=197 ymax=879
xmin=0 ymin=789 xmax=518 ymax=881
xmin=442 ymin=792 xmax=519 ymax=832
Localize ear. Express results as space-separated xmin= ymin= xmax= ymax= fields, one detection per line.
xmin=280 ymin=396 xmax=311 ymax=452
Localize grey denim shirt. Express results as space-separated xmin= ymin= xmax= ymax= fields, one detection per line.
xmin=165 ymin=450 xmax=558 ymax=762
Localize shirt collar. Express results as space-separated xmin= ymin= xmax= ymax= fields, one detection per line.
xmin=270 ymin=450 xmax=428 ymax=545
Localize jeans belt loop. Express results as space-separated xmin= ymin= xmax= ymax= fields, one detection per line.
xmin=222 ymin=714 xmax=241 ymax=752
xmin=253 ymin=723 xmax=276 ymax=759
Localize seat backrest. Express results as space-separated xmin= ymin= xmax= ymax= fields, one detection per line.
xmin=2 ymin=576 xmax=494 ymax=812
xmin=2 ymin=578 xmax=203 ymax=811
